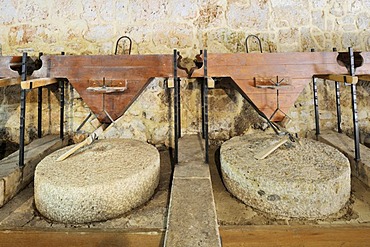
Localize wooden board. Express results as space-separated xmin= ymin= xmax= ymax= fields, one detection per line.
xmin=0 ymin=229 xmax=164 ymax=247
xmin=33 ymin=55 xmax=175 ymax=123
xmin=220 ymin=225 xmax=370 ymax=247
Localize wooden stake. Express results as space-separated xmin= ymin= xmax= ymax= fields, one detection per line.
xmin=56 ymin=124 xmax=107 ymax=162
xmin=254 ymin=137 xmax=288 ymax=160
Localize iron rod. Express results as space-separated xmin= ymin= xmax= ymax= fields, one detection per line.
xmin=37 ymin=87 xmax=42 ymax=138
xmin=177 ymin=77 xmax=181 ymax=138
xmin=18 ymin=52 xmax=27 ymax=167
xmin=313 ymin=76 xmax=320 ymax=137
xmin=335 ymin=81 xmax=342 ymax=133
xmin=173 ymin=50 xmax=178 ymax=164
xmin=349 ymin=47 xmax=360 ymax=162
xmin=201 ymin=77 xmax=205 ymax=139
xmin=204 ymin=49 xmax=209 ymax=164
xmin=60 ymin=80 xmax=64 ymax=139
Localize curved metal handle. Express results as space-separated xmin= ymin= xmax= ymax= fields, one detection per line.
xmin=114 ymin=36 xmax=132 ymax=55
xmin=245 ymin=34 xmax=262 ymax=53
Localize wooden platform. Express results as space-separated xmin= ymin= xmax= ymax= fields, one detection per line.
xmin=0 ymin=135 xmax=68 ymax=207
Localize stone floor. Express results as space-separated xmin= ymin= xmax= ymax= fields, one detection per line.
xmin=0 ymin=145 xmax=369 ymax=231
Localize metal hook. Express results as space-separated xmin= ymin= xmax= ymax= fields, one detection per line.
xmin=245 ymin=34 xmax=262 ymax=53
xmin=114 ymin=36 xmax=132 ymax=55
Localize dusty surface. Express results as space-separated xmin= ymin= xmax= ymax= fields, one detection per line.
xmin=0 ymin=141 xmax=369 ymax=233
xmin=164 ymin=135 xmax=221 ymax=247
xmin=220 ymin=133 xmax=351 ymax=219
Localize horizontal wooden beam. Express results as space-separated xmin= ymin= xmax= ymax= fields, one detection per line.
xmin=20 ymin=78 xmax=67 ymax=89
xmin=0 ymin=77 xmax=20 ymax=87
xmin=314 ymin=74 xmax=358 ymax=84
xmin=0 ymin=229 xmax=164 ymax=247
xmin=220 ymin=224 xmax=370 ymax=247
xmin=358 ymin=74 xmax=370 ymax=82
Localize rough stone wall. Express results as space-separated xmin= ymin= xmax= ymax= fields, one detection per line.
xmin=1 ymin=0 xmax=370 ymax=147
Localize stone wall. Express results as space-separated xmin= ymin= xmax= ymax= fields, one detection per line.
xmin=1 ymin=0 xmax=370 ymax=147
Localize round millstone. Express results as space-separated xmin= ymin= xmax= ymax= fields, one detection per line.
xmin=220 ymin=133 xmax=351 ymax=219
xmin=34 ymin=138 xmax=160 ymax=224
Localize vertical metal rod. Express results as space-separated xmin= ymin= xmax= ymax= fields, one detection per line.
xmin=201 ymin=78 xmax=205 ymax=139
xmin=335 ymin=81 xmax=342 ymax=133
xmin=204 ymin=49 xmax=209 ymax=164
xmin=37 ymin=87 xmax=42 ymax=138
xmin=349 ymin=47 xmax=360 ymax=162
xmin=19 ymin=52 xmax=27 ymax=167
xmin=333 ymin=47 xmax=341 ymax=133
xmin=177 ymin=77 xmax=181 ymax=138
xmin=313 ymin=76 xmax=320 ymax=137
xmin=173 ymin=50 xmax=178 ymax=164
xmin=60 ymin=80 xmax=64 ymax=139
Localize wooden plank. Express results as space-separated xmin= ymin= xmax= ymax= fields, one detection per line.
xmin=0 ymin=229 xmax=164 ymax=247
xmin=220 ymin=225 xmax=370 ymax=247
xmin=315 ymin=74 xmax=358 ymax=84
xmin=0 ymin=77 xmax=20 ymax=87
xmin=56 ymin=124 xmax=107 ymax=161
xmin=254 ymin=137 xmax=289 ymax=160
xmin=20 ymin=78 xmax=58 ymax=89
xmin=358 ymin=74 xmax=370 ymax=82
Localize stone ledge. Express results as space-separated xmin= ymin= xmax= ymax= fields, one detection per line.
xmin=0 ymin=135 xmax=68 ymax=208
xmin=318 ymin=131 xmax=370 ymax=187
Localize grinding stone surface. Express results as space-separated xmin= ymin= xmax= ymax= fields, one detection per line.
xmin=220 ymin=133 xmax=351 ymax=219
xmin=34 ymin=139 xmax=160 ymax=224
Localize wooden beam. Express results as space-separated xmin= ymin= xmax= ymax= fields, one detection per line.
xmin=0 ymin=77 xmax=20 ymax=87
xmin=358 ymin=74 xmax=370 ymax=82
xmin=314 ymin=74 xmax=358 ymax=84
xmin=20 ymin=78 xmax=61 ymax=89
xmin=220 ymin=225 xmax=370 ymax=247
xmin=0 ymin=229 xmax=164 ymax=247
xmin=254 ymin=137 xmax=289 ymax=160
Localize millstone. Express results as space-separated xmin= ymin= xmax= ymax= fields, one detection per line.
xmin=220 ymin=133 xmax=351 ymax=219
xmin=34 ymin=139 xmax=160 ymax=224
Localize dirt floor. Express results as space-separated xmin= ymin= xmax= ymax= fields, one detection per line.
xmin=0 ymin=145 xmax=369 ymax=230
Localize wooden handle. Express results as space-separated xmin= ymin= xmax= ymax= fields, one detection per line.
xmin=56 ymin=124 xmax=107 ymax=162
xmin=254 ymin=137 xmax=288 ymax=160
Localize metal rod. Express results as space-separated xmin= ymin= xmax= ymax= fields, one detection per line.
xmin=37 ymin=87 xmax=42 ymax=138
xmin=245 ymin=35 xmax=262 ymax=53
xmin=76 ymin=112 xmax=92 ymax=132
xmin=60 ymin=80 xmax=64 ymax=139
xmin=177 ymin=77 xmax=181 ymax=138
xmin=173 ymin=49 xmax=178 ymax=164
xmin=349 ymin=47 xmax=360 ymax=163
xmin=335 ymin=81 xmax=342 ymax=133
xmin=114 ymin=36 xmax=132 ymax=55
xmin=19 ymin=52 xmax=27 ymax=167
xmin=201 ymin=77 xmax=205 ymax=139
xmin=204 ymin=49 xmax=209 ymax=164
xmin=313 ymin=76 xmax=320 ymax=137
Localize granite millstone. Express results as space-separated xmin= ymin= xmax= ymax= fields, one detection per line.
xmin=34 ymin=139 xmax=160 ymax=224
xmin=220 ymin=133 xmax=351 ymax=219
